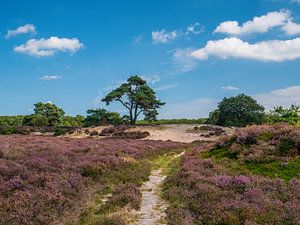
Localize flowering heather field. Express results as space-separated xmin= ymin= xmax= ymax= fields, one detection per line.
xmin=163 ymin=125 xmax=300 ymax=225
xmin=0 ymin=135 xmax=185 ymax=225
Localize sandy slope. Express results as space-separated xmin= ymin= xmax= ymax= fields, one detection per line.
xmin=66 ymin=124 xmax=234 ymax=143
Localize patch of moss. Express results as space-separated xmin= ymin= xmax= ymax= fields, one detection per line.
xmin=202 ymin=146 xmax=238 ymax=160
xmin=257 ymin=131 xmax=274 ymax=141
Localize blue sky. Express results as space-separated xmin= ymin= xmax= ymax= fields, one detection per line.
xmin=1 ymin=0 xmax=300 ymax=118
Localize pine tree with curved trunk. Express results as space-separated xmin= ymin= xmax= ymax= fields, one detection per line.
xmin=102 ymin=75 xmax=165 ymax=124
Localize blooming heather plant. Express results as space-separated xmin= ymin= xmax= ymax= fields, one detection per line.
xmin=0 ymin=135 xmax=185 ymax=225
xmin=163 ymin=127 xmax=300 ymax=225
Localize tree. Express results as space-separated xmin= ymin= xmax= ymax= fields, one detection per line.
xmin=84 ymin=108 xmax=123 ymax=126
xmin=33 ymin=102 xmax=65 ymax=126
xmin=102 ymin=75 xmax=165 ymax=124
xmin=207 ymin=94 xmax=265 ymax=127
xmin=267 ymin=104 xmax=300 ymax=125
xmin=58 ymin=115 xmax=85 ymax=127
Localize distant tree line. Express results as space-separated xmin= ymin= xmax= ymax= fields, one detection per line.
xmin=1 ymin=76 xmax=300 ymax=129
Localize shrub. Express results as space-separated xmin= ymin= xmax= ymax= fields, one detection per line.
xmin=0 ymin=116 xmax=24 ymax=126
xmin=110 ymin=183 xmax=141 ymax=210
xmin=207 ymin=94 xmax=265 ymax=127
xmin=54 ymin=127 xmax=69 ymax=136
xmin=85 ymin=108 xmax=124 ymax=126
xmin=0 ymin=135 xmax=185 ymax=224
xmin=91 ymin=214 xmax=125 ymax=225
xmin=0 ymin=126 xmax=16 ymax=135
xmin=163 ymin=141 xmax=300 ymax=225
xmin=276 ymin=137 xmax=296 ymax=156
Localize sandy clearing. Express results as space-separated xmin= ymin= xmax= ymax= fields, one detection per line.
xmin=65 ymin=124 xmax=234 ymax=143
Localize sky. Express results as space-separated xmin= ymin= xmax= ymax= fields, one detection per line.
xmin=1 ymin=0 xmax=300 ymax=119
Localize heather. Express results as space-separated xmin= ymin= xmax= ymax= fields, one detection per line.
xmin=0 ymin=135 xmax=185 ymax=225
xmin=204 ymin=124 xmax=300 ymax=180
xmin=163 ymin=125 xmax=300 ymax=225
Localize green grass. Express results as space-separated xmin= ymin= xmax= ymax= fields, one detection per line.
xmin=244 ymin=157 xmax=300 ymax=180
xmin=151 ymin=151 xmax=185 ymax=175
xmin=201 ymin=146 xmax=300 ymax=181
xmin=202 ymin=146 xmax=238 ymax=160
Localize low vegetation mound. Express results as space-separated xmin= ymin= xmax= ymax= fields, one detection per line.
xmin=163 ymin=125 xmax=300 ymax=225
xmin=98 ymin=126 xmax=150 ymax=139
xmin=0 ymin=135 xmax=184 ymax=225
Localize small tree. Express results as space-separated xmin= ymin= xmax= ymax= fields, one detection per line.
xmin=102 ymin=76 xmax=165 ymax=124
xmin=267 ymin=104 xmax=300 ymax=125
xmin=84 ymin=108 xmax=123 ymax=126
xmin=33 ymin=102 xmax=65 ymax=126
xmin=207 ymin=94 xmax=265 ymax=127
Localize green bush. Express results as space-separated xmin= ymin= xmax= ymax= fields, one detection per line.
xmin=266 ymin=104 xmax=300 ymax=125
xmin=0 ymin=116 xmax=24 ymax=126
xmin=276 ymin=137 xmax=296 ymax=156
xmin=57 ymin=115 xmax=84 ymax=127
xmin=207 ymin=94 xmax=265 ymax=127
xmin=0 ymin=126 xmax=16 ymax=135
xmin=85 ymin=108 xmax=124 ymax=126
xmin=54 ymin=127 xmax=69 ymax=136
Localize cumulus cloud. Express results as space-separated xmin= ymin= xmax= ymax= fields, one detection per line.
xmin=14 ymin=36 xmax=84 ymax=57
xmin=214 ymin=11 xmax=290 ymax=36
xmin=6 ymin=24 xmax=36 ymax=38
xmin=39 ymin=75 xmax=62 ymax=80
xmin=253 ymin=85 xmax=300 ymax=110
xmin=152 ymin=30 xmax=178 ymax=43
xmin=191 ymin=37 xmax=300 ymax=62
xmin=282 ymin=20 xmax=300 ymax=35
xmin=222 ymin=85 xmax=240 ymax=90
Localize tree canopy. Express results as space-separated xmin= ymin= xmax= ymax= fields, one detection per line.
xmin=30 ymin=102 xmax=65 ymax=127
xmin=207 ymin=94 xmax=265 ymax=127
xmin=102 ymin=75 xmax=165 ymax=124
xmin=267 ymin=104 xmax=300 ymax=125
xmin=84 ymin=108 xmax=123 ymax=126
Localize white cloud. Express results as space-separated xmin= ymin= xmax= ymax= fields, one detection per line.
xmin=222 ymin=85 xmax=240 ymax=90
xmin=172 ymin=48 xmax=198 ymax=72
xmin=214 ymin=11 xmax=290 ymax=36
xmin=14 ymin=36 xmax=84 ymax=57
xmin=282 ymin=20 xmax=300 ymax=35
xmin=159 ymin=98 xmax=218 ymax=118
xmin=155 ymin=84 xmax=178 ymax=91
xmin=186 ymin=23 xmax=204 ymax=35
xmin=152 ymin=29 xmax=178 ymax=43
xmin=253 ymin=85 xmax=300 ymax=110
xmin=291 ymin=0 xmax=300 ymax=3
xmin=6 ymin=24 xmax=36 ymax=38
xmin=191 ymin=37 xmax=300 ymax=62
xmin=141 ymin=75 xmax=161 ymax=84
xmin=40 ymin=75 xmax=62 ymax=80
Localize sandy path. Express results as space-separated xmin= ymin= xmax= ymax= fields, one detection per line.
xmin=135 ymin=168 xmax=167 ymax=225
